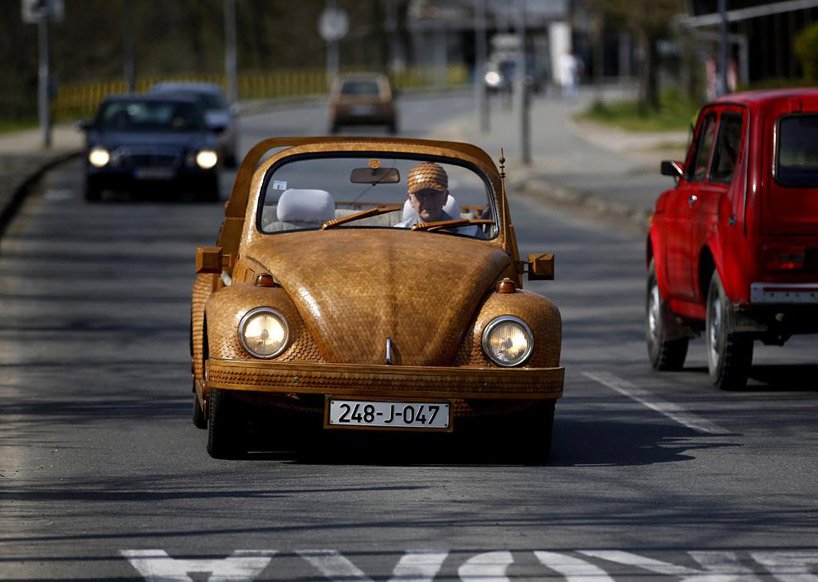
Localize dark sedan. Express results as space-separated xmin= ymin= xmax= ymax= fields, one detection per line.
xmin=79 ymin=94 xmax=221 ymax=202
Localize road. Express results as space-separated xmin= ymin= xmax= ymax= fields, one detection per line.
xmin=1 ymin=93 xmax=817 ymax=581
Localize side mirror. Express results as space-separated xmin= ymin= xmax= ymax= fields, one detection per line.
xmin=527 ymin=253 xmax=555 ymax=281
xmin=196 ymin=246 xmax=226 ymax=274
xmin=660 ymin=160 xmax=684 ymax=182
xmin=76 ymin=119 xmax=92 ymax=132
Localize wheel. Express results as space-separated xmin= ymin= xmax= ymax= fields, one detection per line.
xmin=195 ymin=177 xmax=221 ymax=203
xmin=84 ymin=181 xmax=101 ymax=202
xmin=388 ymin=120 xmax=398 ymax=134
xmin=646 ymin=259 xmax=689 ymax=370
xmin=192 ymin=392 xmax=207 ymax=429
xmin=330 ymin=122 xmax=340 ymax=134
xmin=513 ymin=400 xmax=555 ymax=465
xmin=706 ymin=271 xmax=753 ymax=390
xmin=207 ymin=388 xmax=248 ymax=459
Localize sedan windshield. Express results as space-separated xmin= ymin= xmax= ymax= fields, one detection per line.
xmin=97 ymin=100 xmax=206 ymax=132
xmin=258 ymin=155 xmax=498 ymax=239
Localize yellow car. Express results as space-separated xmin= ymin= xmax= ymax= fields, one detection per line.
xmin=191 ymin=136 xmax=564 ymax=461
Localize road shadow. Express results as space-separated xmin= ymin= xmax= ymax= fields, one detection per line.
xmin=682 ymin=363 xmax=818 ymax=392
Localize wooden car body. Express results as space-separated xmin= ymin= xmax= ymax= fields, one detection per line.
xmin=191 ymin=137 xmax=563 ymax=458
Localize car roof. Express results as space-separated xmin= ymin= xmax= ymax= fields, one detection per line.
xmin=150 ymin=82 xmax=225 ymax=95
xmin=102 ymin=93 xmax=202 ymax=105
xmin=713 ymin=87 xmax=818 ymax=108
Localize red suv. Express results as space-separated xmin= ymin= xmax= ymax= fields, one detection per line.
xmin=647 ymin=89 xmax=818 ymax=389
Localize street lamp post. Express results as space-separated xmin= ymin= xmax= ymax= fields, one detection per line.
xmin=474 ymin=0 xmax=489 ymax=133
xmin=224 ymin=0 xmax=238 ymax=105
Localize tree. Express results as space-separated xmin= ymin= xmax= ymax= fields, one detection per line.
xmin=585 ymin=0 xmax=685 ymax=114
xmin=794 ymin=21 xmax=818 ymax=83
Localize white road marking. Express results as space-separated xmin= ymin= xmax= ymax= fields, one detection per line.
xmin=583 ymin=371 xmax=731 ymax=435
xmin=580 ymin=550 xmax=757 ymax=581
xmin=534 ymin=551 xmax=615 ymax=581
xmin=458 ymin=551 xmax=514 ymax=582
xmin=119 ymin=549 xmax=818 ymax=581
xmin=297 ymin=549 xmax=448 ymax=581
xmin=751 ymin=551 xmax=818 ymax=582
xmin=120 ymin=549 xmax=276 ymax=581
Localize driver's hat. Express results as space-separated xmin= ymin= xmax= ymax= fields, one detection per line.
xmin=407 ymin=162 xmax=448 ymax=194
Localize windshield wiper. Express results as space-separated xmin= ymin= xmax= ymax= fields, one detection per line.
xmin=321 ymin=204 xmax=403 ymax=230
xmin=410 ymin=218 xmax=495 ymax=232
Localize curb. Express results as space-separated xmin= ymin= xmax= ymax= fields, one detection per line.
xmin=0 ymin=150 xmax=82 ymax=241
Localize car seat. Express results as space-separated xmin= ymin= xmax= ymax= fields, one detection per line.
xmin=270 ymin=188 xmax=335 ymax=231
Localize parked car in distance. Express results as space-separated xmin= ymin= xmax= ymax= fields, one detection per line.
xmin=149 ymin=81 xmax=239 ymax=168
xmin=79 ymin=94 xmax=221 ymax=202
xmin=190 ymin=136 xmax=564 ymax=461
xmin=647 ymin=88 xmax=818 ymax=389
xmin=328 ymin=73 xmax=397 ymax=134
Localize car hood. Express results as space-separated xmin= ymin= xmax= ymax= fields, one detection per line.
xmin=244 ymin=229 xmax=512 ymax=365
xmin=90 ymin=130 xmax=213 ymax=150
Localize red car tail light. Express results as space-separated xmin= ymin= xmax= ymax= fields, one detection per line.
xmin=762 ymin=245 xmax=808 ymax=271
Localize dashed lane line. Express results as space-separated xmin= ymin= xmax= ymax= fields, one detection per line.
xmin=583 ymin=370 xmax=731 ymax=435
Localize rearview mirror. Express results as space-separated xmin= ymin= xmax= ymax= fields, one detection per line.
xmin=350 ymin=167 xmax=400 ymax=184
xmin=660 ymin=160 xmax=684 ymax=181
xmin=196 ymin=246 xmax=224 ymax=274
xmin=527 ymin=253 xmax=555 ymax=281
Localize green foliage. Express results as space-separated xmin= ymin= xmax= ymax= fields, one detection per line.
xmin=794 ymin=22 xmax=818 ymax=82
xmin=578 ymin=89 xmax=700 ymax=132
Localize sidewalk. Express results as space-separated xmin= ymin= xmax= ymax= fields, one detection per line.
xmin=0 ymin=124 xmax=83 ymax=237
xmin=0 ymin=87 xmax=688 ymax=239
xmin=430 ymin=85 xmax=689 ymax=231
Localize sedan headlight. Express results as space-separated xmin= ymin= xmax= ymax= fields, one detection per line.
xmin=88 ymin=147 xmax=110 ymax=168
xmin=238 ymin=307 xmax=289 ymax=358
xmin=195 ymin=149 xmax=219 ymax=170
xmin=481 ymin=316 xmax=534 ymax=367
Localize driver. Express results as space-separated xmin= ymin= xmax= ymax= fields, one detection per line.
xmin=395 ymin=162 xmax=454 ymax=227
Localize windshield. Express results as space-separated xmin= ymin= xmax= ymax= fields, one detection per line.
xmin=97 ymin=100 xmax=206 ymax=132
xmin=777 ymin=114 xmax=818 ymax=187
xmin=340 ymin=81 xmax=381 ymax=96
xmin=258 ymin=155 xmax=498 ymax=240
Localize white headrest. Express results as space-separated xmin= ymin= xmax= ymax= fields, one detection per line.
xmin=401 ymin=195 xmax=458 ymax=221
xmin=277 ymin=189 xmax=335 ymax=222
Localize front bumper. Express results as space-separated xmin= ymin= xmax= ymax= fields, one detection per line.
xmin=206 ymin=359 xmax=564 ymax=400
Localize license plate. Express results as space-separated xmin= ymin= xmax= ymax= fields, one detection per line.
xmin=350 ymin=105 xmax=375 ymax=116
xmin=135 ymin=167 xmax=174 ymax=180
xmin=326 ymin=398 xmax=451 ymax=430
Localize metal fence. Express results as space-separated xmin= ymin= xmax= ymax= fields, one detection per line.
xmin=52 ymin=66 xmax=469 ymax=120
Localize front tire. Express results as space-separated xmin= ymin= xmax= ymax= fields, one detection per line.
xmin=207 ymin=388 xmax=248 ymax=459
xmin=514 ymin=400 xmax=555 ymax=465
xmin=646 ymin=259 xmax=689 ymax=370
xmin=706 ymin=271 xmax=753 ymax=390
xmin=192 ymin=392 xmax=207 ymax=429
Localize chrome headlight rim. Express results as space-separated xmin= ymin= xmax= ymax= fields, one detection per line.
xmin=481 ymin=315 xmax=534 ymax=367
xmin=237 ymin=307 xmax=290 ymax=359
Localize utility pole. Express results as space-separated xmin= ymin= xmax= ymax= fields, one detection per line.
xmin=123 ymin=0 xmax=136 ymax=92
xmin=474 ymin=0 xmax=489 ymax=133
xmin=224 ymin=0 xmax=238 ymax=104
xmin=516 ymin=0 xmax=530 ymax=165
xmin=718 ymin=0 xmax=729 ymax=96
xmin=37 ymin=10 xmax=51 ymax=148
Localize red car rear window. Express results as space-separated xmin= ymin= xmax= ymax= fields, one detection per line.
xmin=777 ymin=115 xmax=818 ymax=187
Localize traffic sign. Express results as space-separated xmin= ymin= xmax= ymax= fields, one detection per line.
xmin=21 ymin=0 xmax=63 ymax=23
xmin=319 ymin=7 xmax=348 ymax=42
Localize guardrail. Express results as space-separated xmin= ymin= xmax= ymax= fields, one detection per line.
xmin=53 ymin=66 xmax=469 ymax=120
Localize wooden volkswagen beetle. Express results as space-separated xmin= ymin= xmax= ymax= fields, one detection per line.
xmin=190 ymin=137 xmax=564 ymax=460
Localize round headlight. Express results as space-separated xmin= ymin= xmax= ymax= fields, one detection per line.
xmin=481 ymin=316 xmax=534 ymax=367
xmin=238 ymin=308 xmax=289 ymax=358
xmin=88 ymin=147 xmax=110 ymax=168
xmin=195 ymin=150 xmax=218 ymax=169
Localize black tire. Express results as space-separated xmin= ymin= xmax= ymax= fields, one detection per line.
xmin=207 ymin=388 xmax=247 ymax=459
xmin=192 ymin=392 xmax=207 ymax=429
xmin=84 ymin=182 xmax=102 ymax=202
xmin=195 ymin=177 xmax=221 ymax=203
xmin=388 ymin=120 xmax=398 ymax=134
xmin=330 ymin=123 xmax=339 ymax=134
xmin=646 ymin=259 xmax=689 ymax=370
xmin=514 ymin=400 xmax=555 ymax=465
xmin=706 ymin=271 xmax=753 ymax=390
